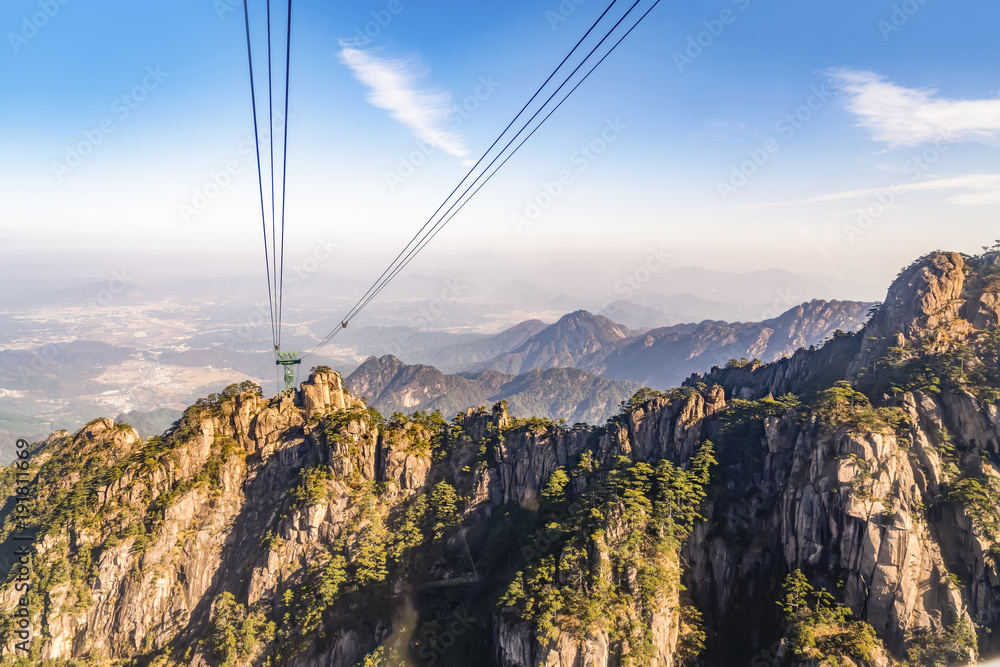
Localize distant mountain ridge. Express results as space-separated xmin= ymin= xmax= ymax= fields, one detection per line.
xmin=346 ymin=354 xmax=641 ymax=425
xmin=400 ymin=319 xmax=547 ymax=372
xmin=0 ymin=299 xmax=871 ymax=441
xmin=470 ymin=299 xmax=874 ymax=388
xmin=114 ymin=408 xmax=183 ymax=438
xmin=596 ymin=299 xmax=876 ymax=387
xmin=342 ymin=298 xmax=872 ymax=425
xmin=473 ymin=310 xmax=632 ymax=376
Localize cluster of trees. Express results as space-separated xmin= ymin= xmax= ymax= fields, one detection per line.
xmin=209 ymin=592 xmax=274 ymax=667
xmin=778 ymin=569 xmax=883 ymax=665
xmin=811 ymin=381 xmax=908 ymax=436
xmin=724 ymin=357 xmax=763 ymax=369
xmin=266 ymin=473 xmax=467 ymax=664
xmin=499 ymin=441 xmax=716 ymax=664
xmin=904 ymin=619 xmax=978 ymax=666
xmin=949 ymin=475 xmax=1000 ymax=555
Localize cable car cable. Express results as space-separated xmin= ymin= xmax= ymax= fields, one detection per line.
xmin=340 ymin=0 xmax=650 ymax=327
xmin=277 ymin=0 xmax=293 ymax=346
xmin=267 ymin=0 xmax=278 ymax=347
xmin=332 ymin=0 xmax=626 ymax=332
xmin=304 ymin=0 xmax=663 ymax=360
xmin=241 ymin=0 xmax=278 ymax=348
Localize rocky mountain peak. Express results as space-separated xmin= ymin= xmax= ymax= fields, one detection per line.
xmin=300 ymin=366 xmax=359 ymax=418
xmin=879 ymin=251 xmax=967 ymax=341
xmin=345 ymin=355 xmax=641 ymax=425
xmin=345 ymin=355 xmax=421 ymax=404
xmin=849 ymin=251 xmax=999 ymax=378
xmin=556 ymin=309 xmax=630 ymax=336
xmin=358 ymin=354 xmax=405 ymax=371
xmin=72 ymin=417 xmax=140 ymax=466
xmin=961 ymin=251 xmax=1000 ymax=329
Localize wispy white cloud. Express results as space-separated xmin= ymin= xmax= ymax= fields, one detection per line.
xmin=828 ymin=69 xmax=1000 ymax=147
xmin=802 ymin=174 xmax=1000 ymax=205
xmin=339 ymin=46 xmax=468 ymax=159
xmin=747 ymin=174 xmax=1000 ymax=209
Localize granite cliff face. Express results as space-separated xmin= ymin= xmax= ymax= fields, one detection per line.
xmin=682 ymin=250 xmax=1000 ymax=664
xmin=0 ymin=251 xmax=998 ymax=667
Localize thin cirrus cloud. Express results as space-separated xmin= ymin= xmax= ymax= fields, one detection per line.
xmin=802 ymin=174 xmax=1000 ymax=205
xmin=829 ymin=68 xmax=1000 ymax=147
xmin=750 ymin=174 xmax=1000 ymax=209
xmin=339 ymin=46 xmax=469 ymax=161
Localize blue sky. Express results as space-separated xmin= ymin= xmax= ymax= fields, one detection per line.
xmin=1 ymin=0 xmax=998 ymax=293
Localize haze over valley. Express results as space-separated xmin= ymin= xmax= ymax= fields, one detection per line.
xmin=0 ymin=263 xmax=876 ymax=462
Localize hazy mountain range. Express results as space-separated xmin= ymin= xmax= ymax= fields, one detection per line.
xmin=0 ymin=263 xmax=877 ymax=463
xmin=342 ymin=300 xmax=871 ymax=425
xmin=0 ymin=297 xmax=873 ymax=459
xmin=414 ymin=300 xmax=873 ymax=385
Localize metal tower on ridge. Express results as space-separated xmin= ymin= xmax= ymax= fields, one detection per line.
xmin=276 ymin=351 xmax=301 ymax=391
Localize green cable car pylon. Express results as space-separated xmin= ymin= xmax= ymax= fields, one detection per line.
xmin=276 ymin=351 xmax=301 ymax=392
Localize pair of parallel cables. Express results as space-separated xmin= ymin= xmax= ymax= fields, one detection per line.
xmin=302 ymin=0 xmax=663 ymax=361
xmin=236 ymin=0 xmax=663 ymax=360
xmin=240 ymin=0 xmax=292 ymax=355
